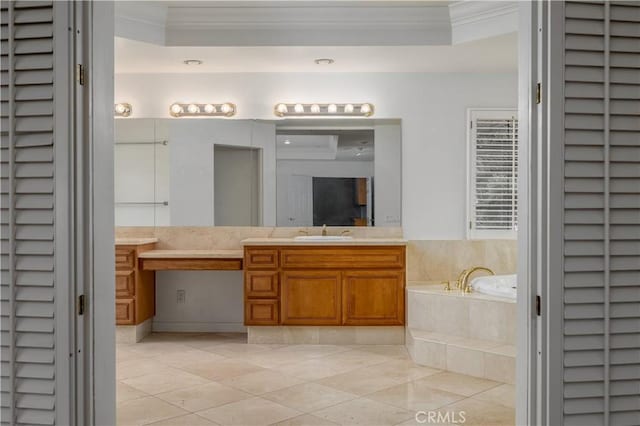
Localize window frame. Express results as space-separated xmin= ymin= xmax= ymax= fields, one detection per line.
xmin=466 ymin=108 xmax=518 ymax=240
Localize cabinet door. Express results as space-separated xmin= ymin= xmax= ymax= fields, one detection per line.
xmin=342 ymin=270 xmax=405 ymax=325
xmin=115 ymin=271 xmax=135 ymax=298
xmin=281 ymin=271 xmax=341 ymax=325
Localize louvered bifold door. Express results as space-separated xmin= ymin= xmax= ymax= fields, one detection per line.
xmin=563 ymin=1 xmax=640 ymax=425
xmin=1 ymin=1 xmax=73 ymax=425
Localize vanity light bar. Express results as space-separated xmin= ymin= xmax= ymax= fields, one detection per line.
xmin=274 ymin=103 xmax=374 ymax=118
xmin=114 ymin=103 xmax=132 ymax=117
xmin=169 ymin=102 xmax=236 ymax=118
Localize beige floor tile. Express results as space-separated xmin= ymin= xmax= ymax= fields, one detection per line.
xmin=271 ymin=358 xmax=352 ymax=381
xmin=180 ymin=358 xmax=265 ymax=381
xmin=117 ymin=396 xmax=189 ymax=426
xmin=146 ymin=413 xmax=220 ymax=425
xmin=366 ymin=379 xmax=467 ymax=411
xmin=312 ymin=397 xmax=414 ymax=426
xmin=319 ymin=349 xmax=391 ymax=368
xmin=263 ymin=382 xmax=358 ymax=412
xmin=156 ymin=382 xmax=252 ymax=412
xmin=117 ymin=358 xmax=173 ymax=381
xmin=270 ymin=345 xmax=351 ymax=358
xmin=153 ymin=348 xmax=227 ymax=367
xmin=117 ymin=381 xmax=148 ymax=403
xmin=122 ymin=368 xmax=210 ymax=395
xmin=221 ymin=369 xmax=306 ymax=395
xmin=472 ymin=384 xmax=516 ymax=409
xmin=416 ymin=372 xmax=500 ymax=397
xmin=126 ymin=342 xmax=194 ymax=357
xmin=370 ymin=359 xmax=441 ymax=382
xmin=270 ymin=414 xmax=340 ymax=426
xmin=197 ymin=397 xmax=302 ymax=426
xmin=316 ymin=365 xmax=413 ymax=396
xmin=202 ymin=343 xmax=282 ymax=357
xmin=347 ymin=345 xmax=410 ymax=359
xmin=437 ymin=398 xmax=515 ymax=426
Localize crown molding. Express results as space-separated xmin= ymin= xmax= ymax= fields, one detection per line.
xmin=449 ymin=1 xmax=518 ymax=44
xmin=115 ymin=1 xmax=518 ymax=47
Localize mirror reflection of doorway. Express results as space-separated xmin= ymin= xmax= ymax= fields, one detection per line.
xmin=312 ymin=177 xmax=373 ymax=226
xmin=214 ymin=145 xmax=261 ymax=226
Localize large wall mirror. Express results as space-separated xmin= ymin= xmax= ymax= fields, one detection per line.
xmin=114 ymin=118 xmax=402 ymax=227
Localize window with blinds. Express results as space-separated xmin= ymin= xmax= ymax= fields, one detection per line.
xmin=467 ymin=109 xmax=518 ymax=239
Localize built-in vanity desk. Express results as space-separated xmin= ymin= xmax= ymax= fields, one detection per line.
xmin=242 ymin=238 xmax=407 ymax=327
xmin=114 ymin=240 xmax=244 ymax=341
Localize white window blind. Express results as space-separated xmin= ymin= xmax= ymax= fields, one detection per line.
xmin=468 ymin=109 xmax=518 ymax=239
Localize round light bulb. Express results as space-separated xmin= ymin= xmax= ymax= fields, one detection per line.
xmin=204 ymin=104 xmax=216 ymax=114
xmin=170 ymin=103 xmax=184 ymax=116
xmin=344 ymin=104 xmax=354 ymax=114
xmin=187 ymin=104 xmax=200 ymax=114
xmin=310 ymin=104 xmax=321 ymax=113
xmin=327 ymin=104 xmax=337 ymax=113
xmin=115 ymin=103 xmax=126 ymax=114
xmin=284 ymin=139 xmax=291 ymax=145
xmin=360 ymin=103 xmax=372 ymax=115
xmin=294 ymin=104 xmax=305 ymax=113
xmin=276 ymin=104 xmax=288 ymax=115
xmin=221 ymin=103 xmax=233 ymax=114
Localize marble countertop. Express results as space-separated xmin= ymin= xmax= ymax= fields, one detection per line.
xmin=115 ymin=237 xmax=159 ymax=246
xmin=138 ymin=249 xmax=244 ymax=259
xmin=241 ymin=237 xmax=407 ymax=246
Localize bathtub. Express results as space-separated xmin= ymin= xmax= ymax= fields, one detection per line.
xmin=471 ymin=274 xmax=517 ymax=300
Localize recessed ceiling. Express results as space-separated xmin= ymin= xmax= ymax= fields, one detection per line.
xmin=115 ymin=32 xmax=517 ymax=74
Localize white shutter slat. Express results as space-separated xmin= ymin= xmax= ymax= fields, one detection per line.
xmin=563 ymin=2 xmax=640 ymax=424
xmin=2 ymin=2 xmax=62 ymax=424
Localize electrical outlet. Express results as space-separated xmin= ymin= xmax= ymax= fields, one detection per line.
xmin=176 ymin=289 xmax=186 ymax=304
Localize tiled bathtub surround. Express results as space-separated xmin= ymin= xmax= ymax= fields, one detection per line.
xmin=115 ymin=226 xmax=404 ymax=250
xmin=406 ymin=283 xmax=516 ymax=384
xmin=407 ymin=240 xmax=517 ymax=281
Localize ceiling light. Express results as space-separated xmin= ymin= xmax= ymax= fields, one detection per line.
xmin=114 ymin=103 xmax=132 ymax=117
xmin=314 ymin=58 xmax=335 ymax=65
xmin=273 ymin=103 xmax=375 ymax=118
xmin=284 ymin=139 xmax=291 ymax=145
xmin=183 ymin=59 xmax=203 ymax=66
xmin=170 ymin=102 xmax=236 ymax=117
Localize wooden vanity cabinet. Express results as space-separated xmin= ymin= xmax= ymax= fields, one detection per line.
xmin=115 ymin=243 xmax=156 ymax=325
xmin=244 ymin=245 xmax=405 ymax=326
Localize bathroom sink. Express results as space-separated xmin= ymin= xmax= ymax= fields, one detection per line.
xmin=294 ymin=235 xmax=354 ymax=241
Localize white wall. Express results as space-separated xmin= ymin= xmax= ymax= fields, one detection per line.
xmin=374 ymin=124 xmax=402 ymax=227
xmin=116 ymin=72 xmax=517 ymax=239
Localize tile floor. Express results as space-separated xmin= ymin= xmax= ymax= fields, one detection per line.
xmin=117 ymin=333 xmax=515 ymax=426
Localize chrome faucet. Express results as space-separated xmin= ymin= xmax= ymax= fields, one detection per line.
xmin=322 ymin=224 xmax=328 ymax=236
xmin=460 ymin=266 xmax=495 ymax=293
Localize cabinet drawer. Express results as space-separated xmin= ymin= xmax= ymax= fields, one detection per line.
xmin=115 ymin=271 xmax=135 ymax=298
xmin=115 ymin=248 xmax=135 ymax=270
xmin=245 ymin=300 xmax=279 ymax=325
xmin=245 ymin=248 xmax=278 ymax=269
xmin=281 ymin=247 xmax=405 ymax=270
xmin=116 ymin=299 xmax=135 ymax=325
xmin=245 ymin=271 xmax=279 ymax=298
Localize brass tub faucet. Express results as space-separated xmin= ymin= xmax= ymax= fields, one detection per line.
xmin=460 ymin=266 xmax=495 ymax=293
